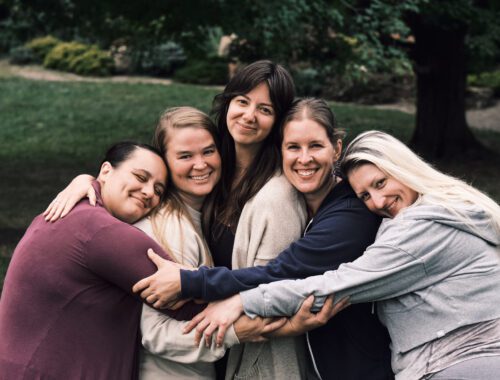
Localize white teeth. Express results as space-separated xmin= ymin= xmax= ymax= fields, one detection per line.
xmin=191 ymin=174 xmax=210 ymax=180
xmin=297 ymin=169 xmax=315 ymax=177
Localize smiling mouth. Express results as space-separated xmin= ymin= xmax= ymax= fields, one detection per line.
xmin=384 ymin=198 xmax=398 ymax=216
xmin=190 ymin=172 xmax=212 ymax=182
xmin=131 ymin=196 xmax=148 ymax=209
xmin=237 ymin=122 xmax=256 ymax=132
xmin=296 ymin=168 xmax=318 ymax=178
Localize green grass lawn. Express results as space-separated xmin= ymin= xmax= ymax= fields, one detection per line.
xmin=1 ymin=76 xmax=499 ymax=288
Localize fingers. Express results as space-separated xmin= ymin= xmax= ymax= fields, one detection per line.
xmin=147 ymin=249 xmax=166 ymax=269
xmin=88 ymin=186 xmax=97 ymax=206
xmin=132 ymin=276 xmax=152 ymax=294
xmin=261 ymin=317 xmax=287 ymax=335
xmin=298 ymin=294 xmax=315 ymax=314
xmin=60 ymin=194 xmax=80 ymax=218
xmin=313 ymin=295 xmax=335 ymax=325
xmin=315 ymin=294 xmax=350 ymax=324
xmin=203 ymin=322 xmax=220 ymax=347
xmin=194 ymin=318 xmax=211 ymax=346
xmin=153 ymin=298 xmax=168 ymax=309
xmin=44 ymin=194 xmax=67 ymax=222
xmin=215 ymin=323 xmax=230 ymax=347
xmin=167 ymin=298 xmax=189 ymax=310
xmin=331 ymin=296 xmax=351 ymax=317
xmin=183 ymin=312 xmax=206 ymax=334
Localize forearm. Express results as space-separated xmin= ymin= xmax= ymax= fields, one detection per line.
xmin=180 ymin=259 xmax=301 ymax=301
xmin=86 ymin=223 xmax=204 ymax=320
xmin=241 ymin=246 xmax=430 ymax=318
xmin=141 ymin=305 xmax=238 ymax=363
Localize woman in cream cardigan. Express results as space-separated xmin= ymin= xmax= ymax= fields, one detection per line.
xmin=134 ymin=60 xmax=309 ymax=379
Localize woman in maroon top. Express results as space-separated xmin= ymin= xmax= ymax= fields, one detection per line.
xmin=0 ymin=142 xmax=201 ymax=380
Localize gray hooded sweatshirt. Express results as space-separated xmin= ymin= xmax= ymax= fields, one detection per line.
xmin=241 ymin=202 xmax=500 ymax=378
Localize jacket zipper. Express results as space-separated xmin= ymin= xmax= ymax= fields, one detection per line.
xmin=303 ymin=218 xmax=323 ymax=380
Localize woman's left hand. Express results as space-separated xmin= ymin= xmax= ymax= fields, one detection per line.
xmin=183 ymin=294 xmax=244 ymax=347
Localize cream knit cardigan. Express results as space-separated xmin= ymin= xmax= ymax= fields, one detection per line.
xmin=226 ymin=173 xmax=309 ymax=380
xmin=135 ymin=206 xmax=239 ymax=380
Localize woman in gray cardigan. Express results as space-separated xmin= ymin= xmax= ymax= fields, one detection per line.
xmin=195 ymin=131 xmax=500 ymax=380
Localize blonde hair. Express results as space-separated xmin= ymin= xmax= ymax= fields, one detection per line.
xmin=341 ymin=130 xmax=500 ymax=235
xmin=150 ymin=107 xmax=218 ymax=266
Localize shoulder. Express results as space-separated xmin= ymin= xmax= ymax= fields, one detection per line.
xmin=375 ymin=210 xmax=432 ymax=250
xmin=315 ymin=181 xmax=380 ymax=230
xmin=136 ymin=209 xmax=201 ymax=244
xmin=236 ymin=173 xmax=306 ymax=235
xmin=69 ymin=202 xmax=124 ymax=237
xmin=252 ymin=173 xmax=300 ymax=204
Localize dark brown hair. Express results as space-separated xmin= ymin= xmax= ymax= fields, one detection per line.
xmin=204 ymin=60 xmax=295 ymax=240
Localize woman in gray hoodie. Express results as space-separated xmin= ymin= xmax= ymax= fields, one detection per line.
xmin=199 ymin=131 xmax=500 ymax=380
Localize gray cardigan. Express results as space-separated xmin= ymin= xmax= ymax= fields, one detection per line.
xmin=241 ymin=202 xmax=500 ymax=374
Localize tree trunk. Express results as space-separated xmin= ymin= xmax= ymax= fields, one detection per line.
xmin=409 ymin=17 xmax=481 ymax=159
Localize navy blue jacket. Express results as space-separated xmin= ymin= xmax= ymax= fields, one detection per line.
xmin=181 ymin=181 xmax=393 ymax=380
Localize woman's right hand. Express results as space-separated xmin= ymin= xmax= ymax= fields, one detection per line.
xmin=43 ymin=174 xmax=96 ymax=222
xmin=233 ymin=315 xmax=287 ymax=343
xmin=183 ymin=294 xmax=244 ymax=347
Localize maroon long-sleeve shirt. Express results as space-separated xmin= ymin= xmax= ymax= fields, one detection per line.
xmin=0 ymin=184 xmax=202 ymax=380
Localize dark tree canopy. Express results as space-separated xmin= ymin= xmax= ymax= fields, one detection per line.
xmin=2 ymin=0 xmax=499 ymax=158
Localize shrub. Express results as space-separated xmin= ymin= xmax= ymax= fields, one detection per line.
xmin=25 ymin=35 xmax=61 ymax=63
xmin=291 ymin=67 xmax=324 ymax=97
xmin=136 ymin=41 xmax=186 ymax=76
xmin=44 ymin=42 xmax=89 ymax=71
xmin=43 ymin=42 xmax=112 ymax=76
xmin=9 ymin=46 xmax=36 ymax=65
xmin=468 ymin=71 xmax=500 ymax=96
xmin=68 ymin=47 xmax=113 ymax=76
xmin=173 ymin=57 xmax=228 ymax=85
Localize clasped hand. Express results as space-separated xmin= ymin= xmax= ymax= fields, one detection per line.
xmin=183 ymin=293 xmax=350 ymax=347
xmin=132 ymin=249 xmax=190 ymax=309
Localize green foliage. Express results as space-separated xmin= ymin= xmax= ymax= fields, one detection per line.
xmin=8 ymin=45 xmax=35 ymax=65
xmin=68 ymin=47 xmax=113 ymax=76
xmin=468 ymin=71 xmax=500 ymax=96
xmin=291 ymin=67 xmax=323 ymax=97
xmin=44 ymin=42 xmax=89 ymax=71
xmin=173 ymin=57 xmax=228 ymax=85
xmin=44 ymin=42 xmax=112 ymax=76
xmin=135 ymin=41 xmax=186 ymax=76
xmin=226 ymin=0 xmax=344 ymax=64
xmin=25 ymin=35 xmax=61 ymax=63
xmin=180 ymin=25 xmax=224 ymax=59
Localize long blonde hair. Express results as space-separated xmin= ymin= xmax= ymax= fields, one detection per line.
xmin=150 ymin=107 xmax=218 ymax=266
xmin=341 ymin=130 xmax=500 ymax=235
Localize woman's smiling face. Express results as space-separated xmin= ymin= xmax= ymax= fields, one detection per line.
xmin=348 ymin=163 xmax=418 ymax=218
xmin=165 ymin=126 xmax=221 ymax=210
xmin=282 ymin=117 xmax=341 ymax=202
xmin=226 ymin=82 xmax=276 ymax=150
xmin=99 ymin=148 xmax=167 ymax=223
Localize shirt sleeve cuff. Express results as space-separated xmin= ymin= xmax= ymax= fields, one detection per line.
xmin=224 ymin=324 xmax=240 ymax=347
xmin=180 ymin=267 xmax=205 ymax=299
xmin=240 ymin=288 xmax=266 ymax=318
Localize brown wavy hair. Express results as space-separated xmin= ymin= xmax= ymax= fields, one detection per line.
xmin=203 ymin=60 xmax=295 ymax=242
